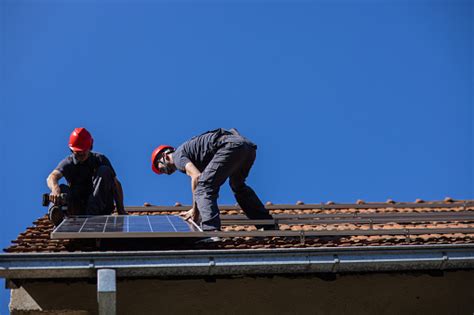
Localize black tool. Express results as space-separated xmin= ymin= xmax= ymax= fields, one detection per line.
xmin=42 ymin=193 xmax=68 ymax=207
xmin=43 ymin=193 xmax=69 ymax=226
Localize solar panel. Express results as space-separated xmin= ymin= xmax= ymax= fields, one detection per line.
xmin=51 ymin=215 xmax=201 ymax=239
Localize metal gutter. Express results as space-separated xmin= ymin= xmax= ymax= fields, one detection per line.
xmin=1 ymin=244 xmax=474 ymax=279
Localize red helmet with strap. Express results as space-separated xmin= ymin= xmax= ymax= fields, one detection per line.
xmin=69 ymin=127 xmax=93 ymax=152
xmin=151 ymin=145 xmax=175 ymax=174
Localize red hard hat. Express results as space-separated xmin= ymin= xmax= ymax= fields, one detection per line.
xmin=69 ymin=127 xmax=93 ymax=152
xmin=151 ymin=145 xmax=174 ymax=174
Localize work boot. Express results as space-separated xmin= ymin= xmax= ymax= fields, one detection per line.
xmin=48 ymin=206 xmax=65 ymax=226
xmin=196 ymin=228 xmax=221 ymax=244
xmin=259 ymin=224 xmax=279 ymax=231
xmin=196 ymin=236 xmax=222 ymax=244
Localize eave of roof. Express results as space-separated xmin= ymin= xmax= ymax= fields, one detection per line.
xmin=1 ymin=244 xmax=474 ymax=279
xmin=127 ymin=200 xmax=474 ymax=212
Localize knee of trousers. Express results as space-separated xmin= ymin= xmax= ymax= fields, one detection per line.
xmin=195 ymin=182 xmax=219 ymax=198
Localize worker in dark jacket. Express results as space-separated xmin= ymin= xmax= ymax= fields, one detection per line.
xmin=151 ymin=128 xmax=276 ymax=232
xmin=47 ymin=127 xmax=126 ymax=225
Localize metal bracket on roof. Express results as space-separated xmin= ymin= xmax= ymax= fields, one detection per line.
xmin=331 ymin=255 xmax=340 ymax=273
xmin=207 ymin=257 xmax=216 ymax=275
xmin=274 ymin=219 xmax=279 ymax=228
xmin=299 ymin=231 xmax=306 ymax=245
xmin=405 ymin=229 xmax=411 ymax=243
xmin=208 ymin=257 xmax=216 ymax=268
xmin=440 ymin=252 xmax=449 ymax=269
xmin=369 ymin=219 xmax=374 ymax=230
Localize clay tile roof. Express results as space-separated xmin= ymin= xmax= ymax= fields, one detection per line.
xmin=4 ymin=200 xmax=474 ymax=253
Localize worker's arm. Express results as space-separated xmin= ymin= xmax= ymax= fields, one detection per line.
xmin=113 ymin=177 xmax=127 ymax=215
xmin=46 ymin=170 xmax=63 ymax=204
xmin=182 ymin=161 xmax=201 ymax=221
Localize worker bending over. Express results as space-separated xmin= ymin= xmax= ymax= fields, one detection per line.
xmin=151 ymin=128 xmax=276 ymax=232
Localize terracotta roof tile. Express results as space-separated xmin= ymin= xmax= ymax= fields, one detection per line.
xmin=4 ymin=200 xmax=474 ymax=253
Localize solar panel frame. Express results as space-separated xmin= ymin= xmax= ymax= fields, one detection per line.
xmin=52 ymin=225 xmax=474 ymax=239
xmin=51 ymin=215 xmax=202 ymax=239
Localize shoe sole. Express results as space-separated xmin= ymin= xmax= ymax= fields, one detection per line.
xmin=49 ymin=207 xmax=64 ymax=226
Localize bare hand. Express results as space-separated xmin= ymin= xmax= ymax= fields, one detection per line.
xmin=181 ymin=208 xmax=200 ymax=223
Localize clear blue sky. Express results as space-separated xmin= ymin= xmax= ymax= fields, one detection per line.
xmin=1 ymin=0 xmax=472 ymax=311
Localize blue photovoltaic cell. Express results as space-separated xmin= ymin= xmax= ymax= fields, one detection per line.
xmin=81 ymin=216 xmax=108 ymax=232
xmin=53 ymin=215 xmax=195 ymax=237
xmin=148 ymin=215 xmax=178 ymax=232
xmin=104 ymin=216 xmax=125 ymax=232
xmin=127 ymin=216 xmax=152 ymax=232
xmin=168 ymin=215 xmax=193 ymax=232
xmin=55 ymin=217 xmax=87 ymax=232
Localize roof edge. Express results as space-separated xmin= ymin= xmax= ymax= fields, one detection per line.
xmin=1 ymin=244 xmax=474 ymax=279
xmin=126 ymin=201 xmax=474 ymax=212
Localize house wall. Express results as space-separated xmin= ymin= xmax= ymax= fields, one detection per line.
xmin=9 ymin=271 xmax=474 ymax=315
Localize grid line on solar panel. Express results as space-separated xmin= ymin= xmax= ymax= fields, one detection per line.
xmin=103 ymin=216 xmax=109 ymax=233
xmin=78 ymin=218 xmax=88 ymax=233
xmin=128 ymin=216 xmax=153 ymax=232
xmin=52 ymin=215 xmax=197 ymax=238
xmin=168 ymin=215 xmax=192 ymax=232
xmin=148 ymin=215 xmax=179 ymax=232
xmin=55 ymin=217 xmax=86 ymax=233
xmin=166 ymin=216 xmax=177 ymax=232
xmin=81 ymin=216 xmax=108 ymax=232
xmin=104 ymin=216 xmax=125 ymax=232
xmin=147 ymin=216 xmax=153 ymax=232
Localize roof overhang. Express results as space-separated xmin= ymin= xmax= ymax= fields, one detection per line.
xmin=1 ymin=244 xmax=474 ymax=279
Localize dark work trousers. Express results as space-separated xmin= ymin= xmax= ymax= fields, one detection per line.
xmin=49 ymin=165 xmax=116 ymax=216
xmin=195 ymin=142 xmax=274 ymax=231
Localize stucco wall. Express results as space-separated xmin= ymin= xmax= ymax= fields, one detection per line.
xmin=9 ymin=271 xmax=474 ymax=315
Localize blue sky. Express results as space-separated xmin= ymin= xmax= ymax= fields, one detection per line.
xmin=1 ymin=0 xmax=472 ymax=311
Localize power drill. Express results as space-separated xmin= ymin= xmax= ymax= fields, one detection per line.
xmin=42 ymin=193 xmax=68 ymax=211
